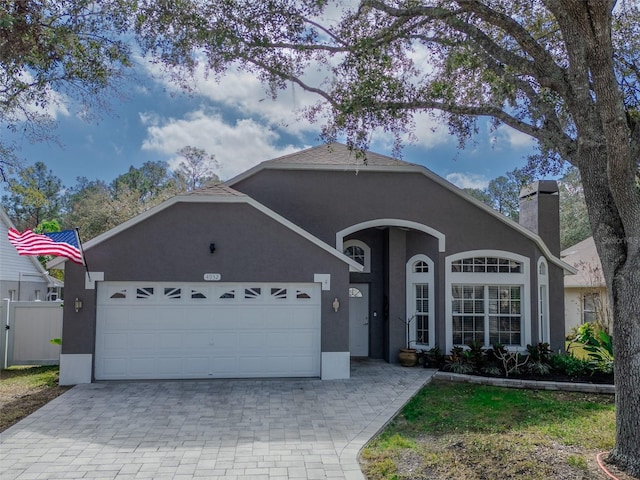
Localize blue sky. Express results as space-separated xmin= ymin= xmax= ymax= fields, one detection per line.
xmin=5 ymin=58 xmax=539 ymax=191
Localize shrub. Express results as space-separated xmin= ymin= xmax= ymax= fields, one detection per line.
xmin=444 ymin=346 xmax=476 ymax=374
xmin=526 ymin=342 xmax=552 ymax=376
xmin=570 ymin=323 xmax=614 ymax=374
xmin=550 ymin=354 xmax=594 ymax=377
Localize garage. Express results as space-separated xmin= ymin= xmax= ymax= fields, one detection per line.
xmin=95 ymin=281 xmax=321 ymax=380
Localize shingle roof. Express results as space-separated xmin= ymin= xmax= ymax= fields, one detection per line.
xmin=561 ymin=236 xmax=605 ymax=288
xmin=185 ymin=183 xmax=246 ymax=197
xmin=265 ymin=143 xmax=415 ymax=167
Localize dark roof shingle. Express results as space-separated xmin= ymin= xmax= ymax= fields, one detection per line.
xmin=265 ymin=143 xmax=415 ymax=167
xmin=185 ymin=184 xmax=246 ymax=197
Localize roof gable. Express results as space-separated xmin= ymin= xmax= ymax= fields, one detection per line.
xmin=227 ymin=143 xmax=576 ymax=274
xmin=47 ymin=184 xmax=362 ymax=272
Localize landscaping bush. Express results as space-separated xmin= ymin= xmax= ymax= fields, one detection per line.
xmin=438 ymin=340 xmax=613 ymax=383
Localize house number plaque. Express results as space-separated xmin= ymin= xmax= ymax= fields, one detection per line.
xmin=204 ymin=273 xmax=221 ymax=281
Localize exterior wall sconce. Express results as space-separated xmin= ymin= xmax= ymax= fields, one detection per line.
xmin=209 ymin=243 xmax=216 ymax=254
xmin=74 ymin=298 xmax=83 ymax=313
xmin=332 ymin=297 xmax=340 ymax=312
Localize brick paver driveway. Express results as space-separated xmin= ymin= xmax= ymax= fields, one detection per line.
xmin=1 ymin=360 xmax=434 ymax=479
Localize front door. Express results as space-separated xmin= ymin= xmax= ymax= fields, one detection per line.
xmin=349 ymin=283 xmax=369 ymax=356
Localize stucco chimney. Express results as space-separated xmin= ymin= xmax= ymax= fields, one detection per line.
xmin=519 ymin=180 xmax=560 ymax=256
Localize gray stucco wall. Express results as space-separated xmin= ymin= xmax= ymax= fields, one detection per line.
xmin=233 ymin=168 xmax=566 ymax=354
xmin=62 ymin=201 xmax=350 ymax=358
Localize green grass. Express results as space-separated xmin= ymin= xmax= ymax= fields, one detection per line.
xmin=0 ymin=365 xmax=67 ymax=432
xmin=0 ymin=365 xmax=60 ymax=388
xmin=361 ymin=380 xmax=615 ymax=480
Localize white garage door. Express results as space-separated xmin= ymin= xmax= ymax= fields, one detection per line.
xmin=95 ymin=282 xmax=321 ymax=380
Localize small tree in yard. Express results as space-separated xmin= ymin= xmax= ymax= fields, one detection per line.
xmin=131 ymin=0 xmax=640 ymax=474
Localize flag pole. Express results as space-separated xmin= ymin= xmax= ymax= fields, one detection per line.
xmin=75 ymin=228 xmax=91 ymax=282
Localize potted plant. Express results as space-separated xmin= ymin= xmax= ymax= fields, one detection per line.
xmin=398 ymin=315 xmax=419 ymax=367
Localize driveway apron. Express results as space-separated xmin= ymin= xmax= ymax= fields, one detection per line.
xmin=1 ymin=359 xmax=435 ymax=479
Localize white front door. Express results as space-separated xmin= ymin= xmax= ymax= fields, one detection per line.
xmin=349 ymin=283 xmax=369 ymax=356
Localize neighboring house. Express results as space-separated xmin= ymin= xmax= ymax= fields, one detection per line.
xmin=0 ymin=206 xmax=63 ymax=301
xmin=49 ymin=143 xmax=575 ymax=385
xmin=561 ymin=236 xmax=610 ymax=334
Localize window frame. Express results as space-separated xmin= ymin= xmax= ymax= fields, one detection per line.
xmin=537 ymin=257 xmax=550 ymax=343
xmin=445 ymin=250 xmax=530 ymax=352
xmin=582 ymin=292 xmax=599 ymax=324
xmin=406 ymin=254 xmax=435 ymax=349
xmin=343 ymin=239 xmax=371 ymax=273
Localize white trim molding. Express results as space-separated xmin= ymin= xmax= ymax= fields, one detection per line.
xmin=321 ymin=352 xmax=350 ymax=379
xmin=343 ymin=239 xmax=371 ymax=273
xmin=406 ymin=254 xmax=435 ymax=349
xmin=59 ymin=353 xmax=93 ymax=385
xmin=537 ymin=257 xmax=550 ymax=344
xmin=336 ymin=219 xmax=446 ymax=253
xmin=85 ymin=272 xmax=104 ymax=290
xmin=445 ymin=250 xmax=531 ymax=353
xmin=314 ymin=273 xmax=331 ymax=290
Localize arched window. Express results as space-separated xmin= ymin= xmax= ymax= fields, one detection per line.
xmin=343 ymin=239 xmax=371 ymax=273
xmin=446 ymin=250 xmax=530 ymax=351
xmin=406 ymin=254 xmax=435 ymax=348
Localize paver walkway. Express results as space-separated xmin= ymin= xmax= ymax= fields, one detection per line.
xmin=1 ymin=359 xmax=435 ymax=479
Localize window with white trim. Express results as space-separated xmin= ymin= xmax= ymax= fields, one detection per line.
xmin=447 ymin=251 xmax=529 ymax=350
xmin=344 ymin=239 xmax=371 ymax=273
xmin=537 ymin=258 xmax=550 ymax=343
xmin=583 ymin=293 xmax=598 ymax=323
xmin=406 ymin=254 xmax=435 ymax=347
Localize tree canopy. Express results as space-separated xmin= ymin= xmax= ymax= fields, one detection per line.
xmin=0 ymin=0 xmax=133 ymax=174
xmin=1 ymin=161 xmax=63 ymax=230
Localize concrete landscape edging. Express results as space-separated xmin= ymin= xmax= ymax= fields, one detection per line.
xmin=434 ymin=371 xmax=615 ymax=394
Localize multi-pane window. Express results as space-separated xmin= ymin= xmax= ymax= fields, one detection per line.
xmin=414 ymin=261 xmax=429 ymax=273
xmin=344 ymin=240 xmax=371 ymax=272
xmin=452 ymin=284 xmax=522 ymax=346
xmin=344 ymin=245 xmax=366 ymax=266
xmin=451 ymin=257 xmax=522 ymax=273
xmin=488 ymin=286 xmax=521 ymax=345
xmin=451 ymin=285 xmax=485 ymax=344
xmin=415 ymin=284 xmax=429 ymax=344
xmin=407 ymin=255 xmax=434 ymax=347
xmin=583 ymin=293 xmax=598 ymax=323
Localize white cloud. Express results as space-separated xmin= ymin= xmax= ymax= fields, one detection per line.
xmin=491 ymin=124 xmax=536 ymax=150
xmin=445 ymin=172 xmax=489 ymax=190
xmin=140 ymin=109 xmax=302 ymax=179
xmin=144 ymin=60 xmax=321 ymax=138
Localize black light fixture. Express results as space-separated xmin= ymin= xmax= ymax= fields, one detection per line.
xmin=209 ymin=243 xmax=216 ymax=254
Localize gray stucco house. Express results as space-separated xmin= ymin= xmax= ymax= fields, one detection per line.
xmin=52 ymin=144 xmax=574 ymax=385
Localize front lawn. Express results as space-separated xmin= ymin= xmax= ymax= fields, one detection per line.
xmin=0 ymin=365 xmax=69 ymax=432
xmin=360 ymin=381 xmax=628 ymax=480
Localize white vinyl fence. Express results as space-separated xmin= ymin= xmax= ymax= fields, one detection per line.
xmin=1 ymin=299 xmax=63 ymax=368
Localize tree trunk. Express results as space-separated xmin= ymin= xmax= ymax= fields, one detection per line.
xmin=578 ymin=143 xmax=640 ymax=476
xmin=608 ymin=266 xmax=640 ymax=477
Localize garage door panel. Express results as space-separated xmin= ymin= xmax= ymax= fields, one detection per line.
xmin=178 ymin=332 xmax=214 ymax=350
xmin=210 ymin=355 xmax=242 ymax=376
xmin=180 ymin=357 xmax=210 ymax=376
xmin=128 ymin=333 xmax=158 ymax=350
xmin=99 ymin=357 xmax=127 ymax=378
xmin=96 ymin=282 xmax=320 ymax=380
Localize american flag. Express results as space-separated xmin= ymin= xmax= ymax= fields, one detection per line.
xmin=7 ymin=228 xmax=85 ymax=265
